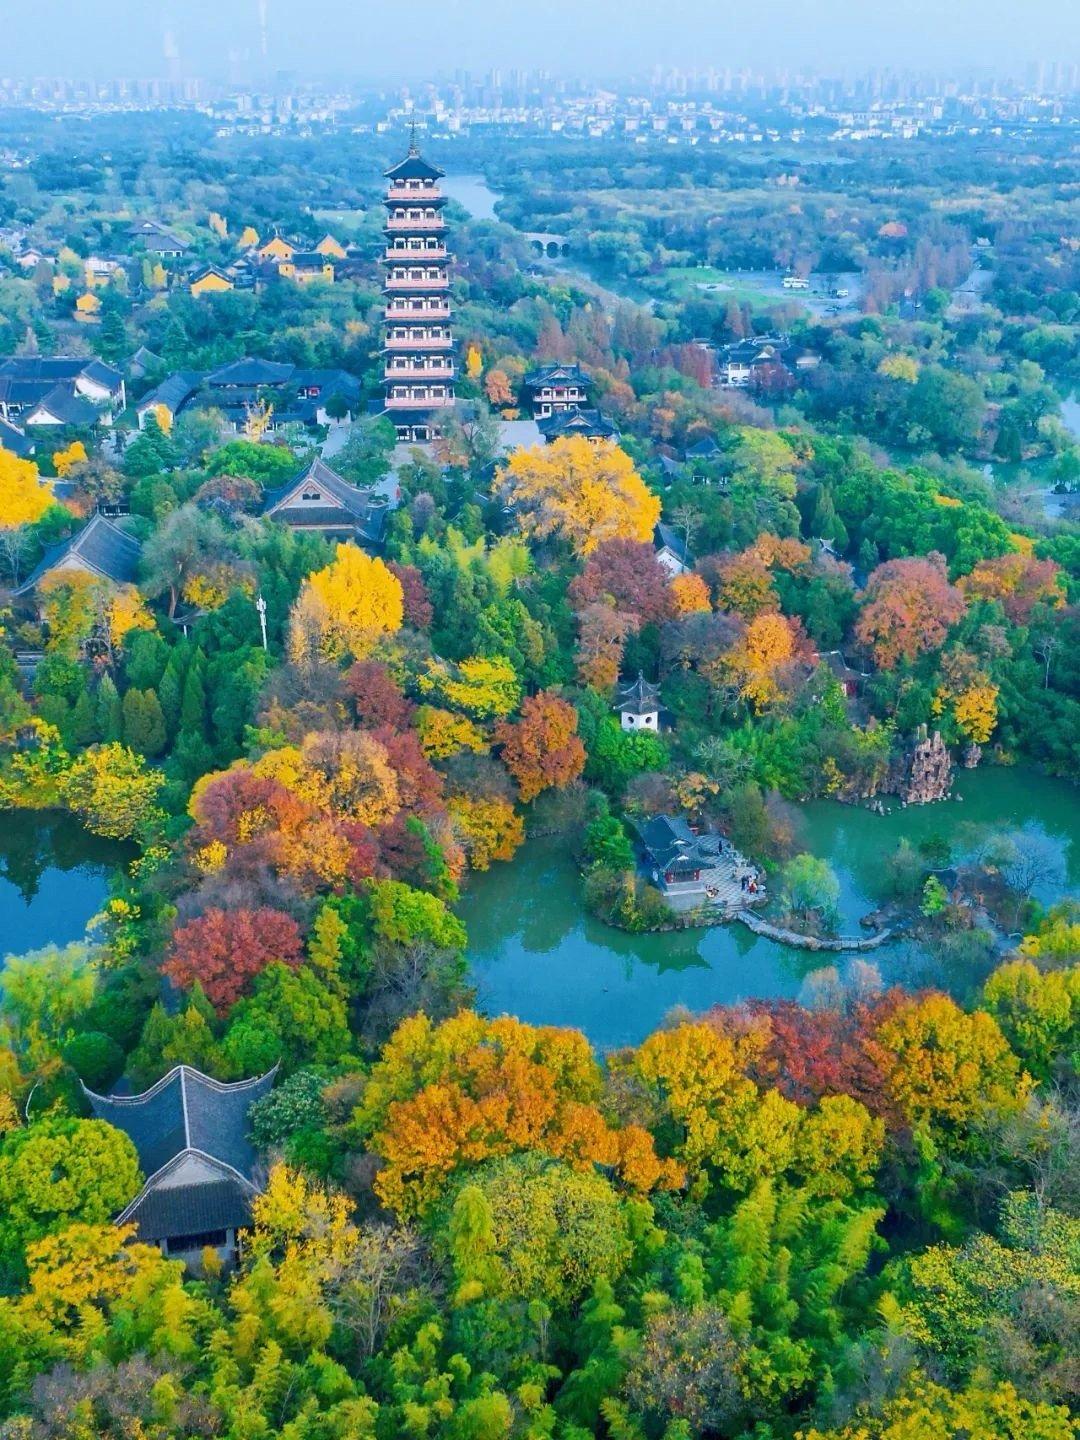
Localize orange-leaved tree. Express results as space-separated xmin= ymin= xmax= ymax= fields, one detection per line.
xmin=495 ymin=690 xmax=586 ymax=802
xmin=959 ymin=551 xmax=1064 ymax=623
xmin=669 ymin=571 xmax=711 ymax=615
xmin=855 ymin=554 xmax=966 ymax=669
xmin=574 ymin=601 xmax=640 ymax=691
xmin=499 ymin=437 xmax=660 ymax=555
xmin=717 ymin=611 xmax=802 ymax=712
xmin=352 ymin=1010 xmax=684 ymax=1218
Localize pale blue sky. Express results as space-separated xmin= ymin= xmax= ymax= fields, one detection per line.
xmin=4 ymin=0 xmax=1076 ymax=80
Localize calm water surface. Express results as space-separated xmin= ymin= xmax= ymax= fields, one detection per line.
xmin=459 ymin=767 xmax=1079 ymax=1049
xmin=0 ymin=812 xmax=130 ymax=959
xmin=442 ymin=174 xmax=502 ymax=221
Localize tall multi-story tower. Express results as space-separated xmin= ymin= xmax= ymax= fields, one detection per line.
xmin=381 ymin=135 xmax=456 ymax=443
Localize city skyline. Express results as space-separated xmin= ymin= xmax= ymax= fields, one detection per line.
xmin=3 ymin=0 xmax=1077 ymax=83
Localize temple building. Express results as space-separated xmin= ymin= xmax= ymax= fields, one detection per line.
xmin=615 ymin=673 xmax=663 ymax=732
xmin=524 ymin=363 xmax=591 ymax=419
xmin=537 ymin=407 xmax=619 ymax=445
xmin=634 ymin=815 xmax=765 ymax=914
xmin=83 ymin=1064 xmax=276 ymax=1268
xmin=262 ymin=456 xmax=388 ymax=547
xmin=14 ymin=513 xmax=142 ymax=603
xmin=381 ymin=137 xmax=456 ymax=443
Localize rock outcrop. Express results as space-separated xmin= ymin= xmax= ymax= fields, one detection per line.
xmin=884 ymin=727 xmax=953 ymax=804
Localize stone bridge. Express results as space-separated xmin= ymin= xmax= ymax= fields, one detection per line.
xmin=525 ymin=231 xmax=570 ymax=257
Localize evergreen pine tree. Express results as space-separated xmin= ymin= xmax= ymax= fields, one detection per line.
xmin=95 ymin=673 xmax=123 ymax=742
xmin=811 ymin=485 xmax=849 ymax=551
xmin=179 ymin=653 xmax=207 ymax=738
xmin=158 ymin=653 xmax=184 ymax=736
xmin=123 ymin=688 xmax=167 ymax=757
xmin=69 ymin=688 xmax=99 ymax=746
xmin=139 ymin=688 xmax=167 ymax=757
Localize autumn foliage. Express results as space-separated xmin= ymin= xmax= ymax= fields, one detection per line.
xmin=568 ymin=538 xmax=673 ymax=623
xmin=855 ymin=554 xmax=966 ymax=668
xmin=960 ymin=551 xmax=1064 ymax=622
xmin=353 ymin=1011 xmax=684 ymax=1218
xmin=165 ymin=906 xmax=304 ymax=1011
xmin=499 ymin=437 xmax=661 ymax=555
xmin=0 ymin=452 xmax=53 ymax=529
xmin=495 ymin=691 xmax=586 ymax=802
xmin=288 ymin=544 xmax=404 ymax=663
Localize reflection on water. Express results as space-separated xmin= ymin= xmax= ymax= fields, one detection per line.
xmin=458 ymin=768 xmax=1079 ymax=1049
xmin=0 ymin=812 xmax=130 ymax=958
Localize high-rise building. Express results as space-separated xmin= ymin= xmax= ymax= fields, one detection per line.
xmin=381 ymin=134 xmax=456 ymax=443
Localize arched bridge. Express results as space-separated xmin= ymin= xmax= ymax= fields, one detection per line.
xmin=525 ymin=232 xmax=571 ymax=258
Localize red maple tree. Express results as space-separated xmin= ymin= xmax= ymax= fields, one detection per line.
xmin=164 ymin=906 xmax=304 ymax=1012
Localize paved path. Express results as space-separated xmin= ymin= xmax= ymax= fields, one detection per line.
xmin=736 ymin=911 xmax=892 ymax=952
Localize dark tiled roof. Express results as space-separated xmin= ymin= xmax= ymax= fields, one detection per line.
xmin=537 ymin=407 xmax=618 ymax=442
xmin=80 ymin=359 xmax=124 ymax=390
xmin=264 ymin=458 xmax=387 ymax=545
xmin=0 ymin=418 xmax=34 ymax=457
xmin=15 ymin=513 xmax=143 ymax=595
xmin=685 ymin=435 xmax=721 ymax=458
xmin=84 ymin=1063 xmax=276 ymax=1182
xmin=125 ymin=1175 xmax=254 ymax=1244
xmin=720 ymin=334 xmax=794 ymax=367
xmin=137 ymin=371 xmax=204 ymax=414
xmin=637 ymin=814 xmax=715 ymax=876
xmin=616 ymin=672 xmax=661 ymax=712
xmin=288 ymin=251 xmax=332 ymax=268
xmin=384 ymin=151 xmax=445 ymax=182
xmin=26 ymin=383 xmax=98 ymax=427
xmin=127 ymin=346 xmax=163 ymax=376
xmin=0 ymin=355 xmax=123 ymax=407
xmin=207 ymin=357 xmax=295 ymax=387
xmin=654 ymin=522 xmax=692 ymax=565
xmin=524 ymin=363 xmax=592 ymax=388
xmin=290 ymin=368 xmax=361 ymax=398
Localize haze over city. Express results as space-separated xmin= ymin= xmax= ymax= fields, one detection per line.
xmin=4 ymin=0 xmax=1078 ymax=80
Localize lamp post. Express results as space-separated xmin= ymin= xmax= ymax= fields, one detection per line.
xmin=255 ymin=592 xmax=268 ymax=651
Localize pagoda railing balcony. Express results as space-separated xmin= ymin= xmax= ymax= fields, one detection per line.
xmin=383 ymin=304 xmax=451 ymax=320
xmin=384 ymin=215 xmax=446 ymax=232
xmin=384 ymin=246 xmax=449 ymax=263
xmin=384 ymin=334 xmax=454 ymax=350
xmin=384 ymin=393 xmax=457 ymax=409
xmin=386 ymin=184 xmax=444 ymax=201
xmin=384 ymin=366 xmax=456 ymax=383
xmin=384 ymin=275 xmax=449 ymax=291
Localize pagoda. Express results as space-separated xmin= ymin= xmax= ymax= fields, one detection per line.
xmin=381 ymin=132 xmax=456 ymax=442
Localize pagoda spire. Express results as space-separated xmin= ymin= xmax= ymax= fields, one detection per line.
xmin=408 ymin=119 xmax=419 ymax=156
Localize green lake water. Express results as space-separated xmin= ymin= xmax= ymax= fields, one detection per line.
xmin=0 ymin=813 xmax=130 ymax=959
xmin=459 ymin=767 xmax=1079 ymax=1049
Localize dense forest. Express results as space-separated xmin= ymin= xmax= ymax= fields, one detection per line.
xmin=0 ymin=110 xmax=1076 ymax=1440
